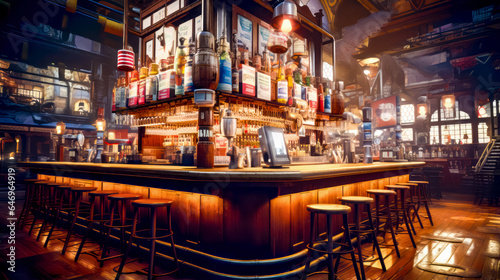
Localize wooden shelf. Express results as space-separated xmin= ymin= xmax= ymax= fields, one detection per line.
xmin=114 ymin=91 xmax=344 ymax=121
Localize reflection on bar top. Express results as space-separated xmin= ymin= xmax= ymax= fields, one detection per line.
xmin=20 ymin=161 xmax=426 ymax=181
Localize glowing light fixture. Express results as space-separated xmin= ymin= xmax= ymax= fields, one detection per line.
xmin=363 ymin=69 xmax=370 ymax=76
xmin=417 ymin=104 xmax=428 ymax=116
xmin=442 ymin=94 xmax=455 ymax=109
xmin=56 ymin=121 xmax=66 ymax=135
xmin=96 ymin=118 xmax=106 ymax=132
xmin=271 ymin=0 xmax=299 ymax=33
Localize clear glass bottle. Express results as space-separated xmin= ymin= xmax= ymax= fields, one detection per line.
xmin=128 ymin=70 xmax=139 ymax=107
xmin=138 ymin=66 xmax=148 ymax=105
xmin=146 ymin=63 xmax=159 ymax=103
xmin=184 ymin=38 xmax=196 ymax=95
xmin=216 ymin=35 xmax=232 ymax=93
xmin=174 ymin=37 xmax=187 ymax=96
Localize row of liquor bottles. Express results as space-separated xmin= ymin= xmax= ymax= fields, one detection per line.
xmin=112 ymin=36 xmax=346 ymax=116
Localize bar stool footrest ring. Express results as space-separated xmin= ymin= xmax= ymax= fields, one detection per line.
xmin=133 ymin=228 xmax=173 ymax=240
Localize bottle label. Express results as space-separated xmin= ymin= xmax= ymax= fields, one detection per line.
xmin=301 ymin=86 xmax=307 ymax=101
xmin=277 ymin=80 xmax=288 ymax=104
xmin=184 ymin=64 xmax=195 ymax=93
xmin=128 ymin=82 xmax=138 ymax=106
xmin=308 ymin=87 xmax=317 ymax=109
xmin=293 ymin=83 xmax=301 ymax=99
xmin=324 ymin=95 xmax=331 ymax=113
xmin=138 ymin=80 xmax=146 ymax=105
xmin=232 ymin=70 xmax=239 ymax=93
xmin=159 ymin=73 xmax=170 ymax=100
xmin=175 ymin=71 xmax=184 ymax=95
xmin=217 ymin=57 xmax=232 ymax=93
xmin=145 ymin=77 xmax=152 ymax=103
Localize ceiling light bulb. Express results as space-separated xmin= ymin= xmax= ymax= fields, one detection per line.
xmin=363 ymin=69 xmax=370 ymax=75
xmin=281 ymin=19 xmax=292 ymax=33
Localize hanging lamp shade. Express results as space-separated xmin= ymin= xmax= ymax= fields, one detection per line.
xmin=117 ymin=49 xmax=135 ymax=72
xmin=271 ymin=0 xmax=300 ymax=33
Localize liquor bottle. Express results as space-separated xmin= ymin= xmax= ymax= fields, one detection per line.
xmin=184 ymin=38 xmax=196 ymax=94
xmin=324 ymin=82 xmax=332 ymax=113
xmin=262 ymin=49 xmax=270 ymax=74
xmin=112 ymin=79 xmax=117 ymax=111
xmin=317 ymin=80 xmax=324 ymax=112
xmin=438 ymin=147 xmax=442 ymax=158
xmin=216 ymin=35 xmax=232 ymax=93
xmin=146 ymin=63 xmax=159 ymax=103
xmin=138 ymin=66 xmax=148 ymax=105
xmin=116 ymin=76 xmax=128 ymax=110
xmin=231 ymin=33 xmax=239 ymax=94
xmin=307 ymin=76 xmax=317 ymax=111
xmin=174 ymin=37 xmax=187 ymax=96
xmin=128 ymin=70 xmax=138 ymax=107
xmin=158 ymin=59 xmax=170 ymax=100
xmin=293 ymin=70 xmax=303 ymax=101
xmin=276 ymin=68 xmax=288 ymax=104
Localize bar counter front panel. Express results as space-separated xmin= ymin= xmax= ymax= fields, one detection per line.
xmin=21 ymin=161 xmax=425 ymax=277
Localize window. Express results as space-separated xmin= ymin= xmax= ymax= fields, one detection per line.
xmin=430 ymin=125 xmax=440 ymax=144
xmin=478 ymin=123 xmax=490 ymax=143
xmin=441 ymin=123 xmax=471 ymax=145
xmin=322 ymin=62 xmax=333 ymax=82
xmin=402 ymin=128 xmax=413 ymax=141
xmin=439 ymin=100 xmax=470 ymax=120
xmin=477 ymin=100 xmax=498 ymax=118
xmin=431 ymin=110 xmax=439 ymax=122
xmin=401 ymin=104 xmax=415 ymax=124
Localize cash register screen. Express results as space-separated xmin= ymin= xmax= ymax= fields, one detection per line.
xmin=258 ymin=126 xmax=291 ymax=167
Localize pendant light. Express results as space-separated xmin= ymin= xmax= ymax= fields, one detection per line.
xmin=271 ymin=0 xmax=300 ymax=33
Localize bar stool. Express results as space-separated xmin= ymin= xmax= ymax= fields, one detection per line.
xmin=75 ymin=190 xmax=119 ymax=262
xmin=116 ymin=199 xmax=179 ymax=280
xmin=301 ymin=204 xmax=361 ymax=280
xmin=338 ymin=196 xmax=387 ymax=280
xmin=99 ymin=194 xmax=142 ymax=267
xmin=395 ymin=182 xmax=424 ymax=229
xmin=44 ymin=184 xmax=75 ymax=248
xmin=385 ymin=185 xmax=416 ymax=249
xmin=408 ymin=181 xmax=434 ymax=226
xmin=366 ymin=189 xmax=402 ymax=258
xmin=18 ymin=179 xmax=43 ymax=229
xmin=27 ymin=181 xmax=52 ymax=236
xmin=36 ymin=182 xmax=62 ymax=241
xmin=61 ymin=186 xmax=98 ymax=255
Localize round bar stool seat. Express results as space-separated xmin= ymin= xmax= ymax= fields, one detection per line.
xmin=396 ymin=182 xmax=417 ymax=187
xmin=306 ymin=204 xmax=351 ymax=214
xmin=366 ymin=189 xmax=396 ymax=195
xmin=408 ymin=180 xmax=429 ymax=184
xmin=387 ymin=185 xmax=410 ymax=190
xmin=132 ymin=199 xmax=173 ymax=208
xmin=338 ymin=196 xmax=373 ymax=204
xmin=71 ymin=186 xmax=98 ymax=192
xmin=109 ymin=194 xmax=142 ymax=200
xmin=90 ymin=190 xmax=119 ymax=196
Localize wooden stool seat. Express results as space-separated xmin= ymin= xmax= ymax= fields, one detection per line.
xmin=387 ymin=185 xmax=410 ymax=190
xmin=408 ymin=180 xmax=428 ymax=184
xmin=338 ymin=196 xmax=373 ymax=204
xmin=109 ymin=193 xmax=142 ymax=200
xmin=55 ymin=184 xmax=73 ymax=189
xmin=46 ymin=182 xmax=62 ymax=186
xmin=367 ymin=189 xmax=396 ymax=195
xmin=132 ymin=199 xmax=174 ymax=208
xmin=24 ymin=179 xmax=41 ymax=182
xmin=34 ymin=181 xmax=49 ymax=185
xmin=71 ymin=187 xmax=97 ymax=192
xmin=90 ymin=190 xmax=119 ymax=196
xmin=396 ymin=182 xmax=418 ymax=186
xmin=306 ymin=204 xmax=351 ymax=214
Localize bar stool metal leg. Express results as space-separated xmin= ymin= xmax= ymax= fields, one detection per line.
xmin=366 ymin=205 xmax=386 ymax=271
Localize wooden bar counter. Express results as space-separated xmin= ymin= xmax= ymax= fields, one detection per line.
xmin=20 ymin=161 xmax=425 ymax=278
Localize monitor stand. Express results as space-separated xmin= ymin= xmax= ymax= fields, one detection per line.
xmin=262 ymin=166 xmax=290 ymax=169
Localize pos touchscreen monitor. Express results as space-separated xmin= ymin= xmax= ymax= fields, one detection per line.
xmin=258 ymin=126 xmax=291 ymax=167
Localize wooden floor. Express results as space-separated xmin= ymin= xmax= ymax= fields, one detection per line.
xmin=1 ymin=191 xmax=499 ymax=280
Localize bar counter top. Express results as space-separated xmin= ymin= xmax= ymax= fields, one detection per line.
xmin=20 ymin=161 xmax=425 ymax=183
